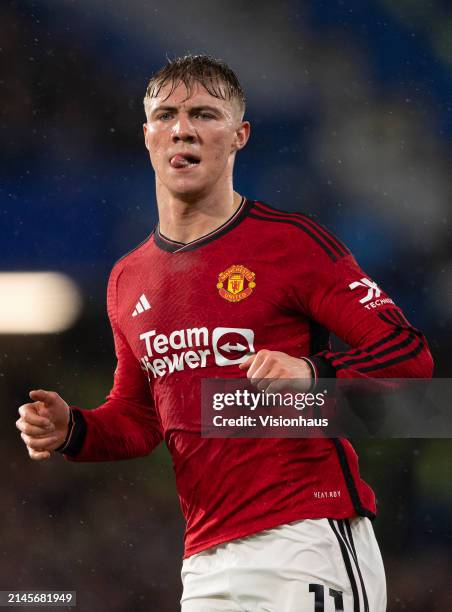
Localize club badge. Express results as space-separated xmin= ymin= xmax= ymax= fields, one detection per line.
xmin=217 ymin=265 xmax=256 ymax=303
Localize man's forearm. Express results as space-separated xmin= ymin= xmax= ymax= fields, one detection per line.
xmin=60 ymin=399 xmax=163 ymax=462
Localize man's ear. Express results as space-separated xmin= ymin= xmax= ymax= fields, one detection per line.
xmin=143 ymin=122 xmax=150 ymax=150
xmin=232 ymin=121 xmax=251 ymax=152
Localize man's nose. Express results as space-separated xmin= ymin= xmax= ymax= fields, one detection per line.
xmin=172 ymin=116 xmax=196 ymax=143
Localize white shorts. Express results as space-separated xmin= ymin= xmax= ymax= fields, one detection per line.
xmin=181 ymin=517 xmax=386 ymax=611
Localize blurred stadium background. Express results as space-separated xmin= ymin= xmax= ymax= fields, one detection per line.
xmin=1 ymin=0 xmax=451 ymax=610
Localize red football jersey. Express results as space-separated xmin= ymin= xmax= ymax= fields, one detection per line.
xmin=62 ymin=198 xmax=433 ymax=557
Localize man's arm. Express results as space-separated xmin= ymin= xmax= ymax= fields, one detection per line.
xmin=298 ymin=248 xmax=434 ymax=381
xmin=60 ymin=324 xmax=163 ymax=462
xmin=17 ymin=330 xmax=162 ymax=462
xmin=17 ymin=266 xmax=163 ymax=461
xmin=240 ymin=228 xmax=433 ymax=386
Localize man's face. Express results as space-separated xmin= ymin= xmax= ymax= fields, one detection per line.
xmin=143 ymin=81 xmax=249 ymax=199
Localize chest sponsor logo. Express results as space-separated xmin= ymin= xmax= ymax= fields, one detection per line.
xmin=139 ymin=326 xmax=255 ymax=378
xmin=348 ymin=277 xmax=394 ymax=310
xmin=217 ymin=265 xmax=256 ymax=302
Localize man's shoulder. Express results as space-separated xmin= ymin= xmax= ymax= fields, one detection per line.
xmin=248 ymin=200 xmax=332 ymax=236
xmin=108 ymin=232 xmax=155 ymax=286
xmin=247 ymin=200 xmax=350 ymax=262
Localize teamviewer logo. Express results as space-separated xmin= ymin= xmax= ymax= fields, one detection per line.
xmin=349 ymin=278 xmax=381 ymax=304
xmin=212 ymin=327 xmax=255 ymax=366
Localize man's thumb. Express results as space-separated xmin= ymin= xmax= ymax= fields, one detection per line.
xmin=239 ymin=353 xmax=256 ymax=370
xmin=29 ymin=389 xmax=52 ymax=404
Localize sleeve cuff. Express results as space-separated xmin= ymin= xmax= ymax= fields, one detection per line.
xmin=55 ymin=407 xmax=87 ymax=457
xmin=305 ymin=356 xmax=337 ymax=383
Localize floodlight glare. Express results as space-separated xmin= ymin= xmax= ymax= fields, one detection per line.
xmin=0 ymin=272 xmax=82 ymax=334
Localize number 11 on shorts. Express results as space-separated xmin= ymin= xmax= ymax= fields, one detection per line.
xmin=309 ymin=584 xmax=344 ymax=611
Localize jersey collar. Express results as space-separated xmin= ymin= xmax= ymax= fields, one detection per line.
xmin=153 ymin=197 xmax=250 ymax=253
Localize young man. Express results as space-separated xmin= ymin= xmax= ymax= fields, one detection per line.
xmin=17 ymin=55 xmax=433 ymax=611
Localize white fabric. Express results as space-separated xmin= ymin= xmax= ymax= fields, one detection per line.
xmin=181 ymin=517 xmax=386 ymax=611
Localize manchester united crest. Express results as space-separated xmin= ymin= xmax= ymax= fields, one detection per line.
xmin=217 ymin=265 xmax=256 ymax=302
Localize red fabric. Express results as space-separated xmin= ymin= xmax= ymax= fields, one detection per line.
xmin=66 ymin=199 xmax=433 ymax=557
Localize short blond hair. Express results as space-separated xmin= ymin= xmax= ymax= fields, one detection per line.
xmin=144 ymin=54 xmax=246 ymax=119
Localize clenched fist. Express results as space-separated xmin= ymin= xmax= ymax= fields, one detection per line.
xmin=16 ymin=390 xmax=70 ymax=460
xmin=239 ymin=349 xmax=313 ymax=392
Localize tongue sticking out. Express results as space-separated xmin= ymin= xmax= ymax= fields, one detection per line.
xmin=170 ymin=154 xmax=197 ymax=169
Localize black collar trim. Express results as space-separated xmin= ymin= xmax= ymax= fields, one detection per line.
xmin=153 ymin=197 xmax=250 ymax=253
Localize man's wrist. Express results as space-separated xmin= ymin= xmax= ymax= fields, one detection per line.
xmin=55 ymin=408 xmax=87 ymax=457
xmin=299 ymin=357 xmax=317 ymax=392
xmin=54 ymin=409 xmax=74 ymax=453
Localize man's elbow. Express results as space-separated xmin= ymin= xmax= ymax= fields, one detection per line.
xmin=405 ymin=342 xmax=434 ymax=379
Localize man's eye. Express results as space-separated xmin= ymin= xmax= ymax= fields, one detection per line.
xmin=158 ymin=113 xmax=172 ymax=120
xmin=195 ymin=113 xmax=214 ymax=120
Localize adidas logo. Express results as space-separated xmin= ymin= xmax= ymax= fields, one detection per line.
xmin=132 ymin=294 xmax=151 ymax=317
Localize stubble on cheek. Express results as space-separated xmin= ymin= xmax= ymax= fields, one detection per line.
xmin=148 ymin=142 xmax=167 ymax=179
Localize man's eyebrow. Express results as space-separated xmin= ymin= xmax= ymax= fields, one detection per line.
xmin=150 ymin=105 xmax=178 ymax=117
xmin=189 ymin=105 xmax=223 ymax=116
xmin=150 ymin=104 xmax=224 ymax=117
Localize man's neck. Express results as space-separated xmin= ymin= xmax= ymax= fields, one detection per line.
xmin=156 ymin=186 xmax=243 ymax=245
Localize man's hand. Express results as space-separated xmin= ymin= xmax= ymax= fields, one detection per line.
xmin=239 ymin=350 xmax=313 ymax=392
xmin=16 ymin=390 xmax=70 ymax=461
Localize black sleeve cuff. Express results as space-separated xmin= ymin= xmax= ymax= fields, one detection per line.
xmin=55 ymin=408 xmax=87 ymax=457
xmin=309 ymin=356 xmax=337 ymax=379
xmin=299 ymin=357 xmax=317 ymax=392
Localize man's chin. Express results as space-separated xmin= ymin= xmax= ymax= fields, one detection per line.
xmin=166 ymin=180 xmax=211 ymax=202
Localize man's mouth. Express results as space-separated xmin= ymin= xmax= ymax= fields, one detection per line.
xmin=169 ymin=154 xmax=201 ymax=169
